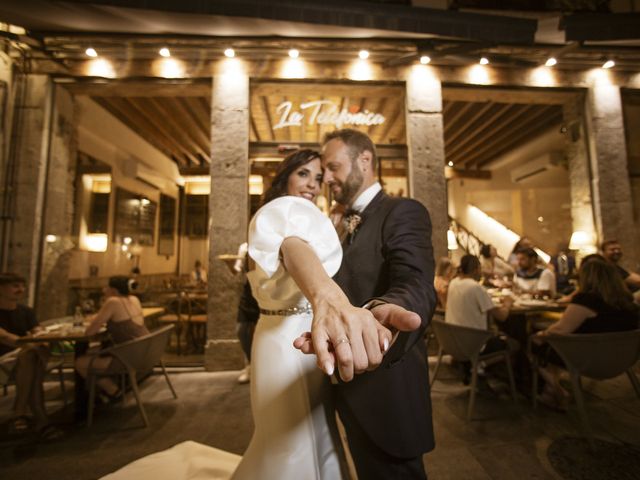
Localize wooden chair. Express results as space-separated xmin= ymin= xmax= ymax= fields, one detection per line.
xmin=86 ymin=325 xmax=178 ymax=427
xmin=156 ymin=292 xmax=190 ymax=355
xmin=430 ymin=319 xmax=518 ymax=420
xmin=531 ymin=330 xmax=640 ymax=448
xmin=187 ymin=292 xmax=207 ymax=353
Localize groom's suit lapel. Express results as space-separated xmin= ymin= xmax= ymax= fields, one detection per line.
xmin=342 ymin=190 xmax=387 ymax=250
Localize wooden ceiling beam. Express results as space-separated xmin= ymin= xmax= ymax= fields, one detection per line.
xmin=126 ymin=97 xmax=200 ymax=166
xmin=465 ymin=106 xmax=560 ymax=167
xmin=176 ymin=97 xmax=211 ymax=145
xmin=446 ymin=103 xmax=516 ymax=160
xmin=65 ymin=80 xmax=211 ymax=97
xmin=476 ymin=110 xmax=563 ymax=168
xmin=144 ymin=97 xmax=210 ymax=164
xmin=92 ymin=96 xmax=186 ymax=166
xmin=443 ymin=102 xmax=474 ymax=138
xmin=444 ymin=101 xmax=494 ymax=151
xmin=443 ymin=86 xmax=577 ymax=106
xmin=166 ymin=97 xmax=212 ymax=161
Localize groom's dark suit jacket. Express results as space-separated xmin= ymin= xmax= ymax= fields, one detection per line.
xmin=333 ymin=190 xmax=436 ymax=458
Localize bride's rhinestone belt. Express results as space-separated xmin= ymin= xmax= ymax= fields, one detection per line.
xmin=259 ymin=303 xmax=312 ymax=316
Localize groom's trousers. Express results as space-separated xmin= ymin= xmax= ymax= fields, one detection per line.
xmin=337 ymin=397 xmax=428 ymax=480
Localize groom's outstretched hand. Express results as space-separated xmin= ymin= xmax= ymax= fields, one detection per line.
xmin=293 ymin=303 xmax=421 ymax=379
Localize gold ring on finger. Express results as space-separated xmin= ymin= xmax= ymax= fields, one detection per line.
xmin=334 ymin=337 xmax=350 ymax=346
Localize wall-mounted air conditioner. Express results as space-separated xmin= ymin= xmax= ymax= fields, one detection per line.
xmin=510 ymin=152 xmax=564 ymax=183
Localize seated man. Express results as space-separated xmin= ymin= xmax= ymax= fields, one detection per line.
xmin=0 ymin=272 xmax=62 ymax=439
xmin=601 ymin=239 xmax=640 ymax=293
xmin=445 ymin=255 xmax=517 ymax=382
xmin=190 ymin=260 xmax=208 ymax=286
xmin=514 ymin=248 xmax=557 ymax=297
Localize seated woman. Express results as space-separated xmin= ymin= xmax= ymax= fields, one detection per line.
xmin=480 ymin=244 xmax=514 ymax=286
xmin=533 ymin=258 xmax=639 ymax=409
xmin=434 ymin=257 xmax=455 ymax=309
xmin=75 ymin=276 xmax=150 ymax=399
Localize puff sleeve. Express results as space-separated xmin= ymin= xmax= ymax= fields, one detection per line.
xmin=248 ymin=196 xmax=342 ymax=279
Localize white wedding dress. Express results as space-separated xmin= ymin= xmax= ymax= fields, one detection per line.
xmin=233 ymin=195 xmax=345 ymax=480
xmin=102 ymin=196 xmax=345 ymax=480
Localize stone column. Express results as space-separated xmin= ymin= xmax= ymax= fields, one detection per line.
xmin=6 ymin=75 xmax=53 ymax=305
xmin=36 ymin=86 xmax=77 ymax=320
xmin=586 ymin=83 xmax=638 ymax=267
xmin=405 ymin=67 xmax=448 ymax=260
xmin=563 ymin=97 xmax=597 ymax=254
xmin=205 ymin=69 xmax=250 ymax=371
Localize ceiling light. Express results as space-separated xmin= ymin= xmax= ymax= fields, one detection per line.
xmin=159 ymin=47 xmax=171 ymax=58
xmin=545 ymin=57 xmax=557 ymax=67
xmin=358 ymin=50 xmax=370 ymax=60
xmin=288 ymin=49 xmax=299 ymax=59
xmin=447 ymin=161 xmax=453 ymax=167
xmin=420 ymin=55 xmax=431 ymax=65
xmin=224 ymin=48 xmax=235 ymax=58
xmin=602 ymin=59 xmax=615 ymax=69
xmin=85 ymin=47 xmax=98 ymax=58
xmin=479 ymin=57 xmax=489 ymax=65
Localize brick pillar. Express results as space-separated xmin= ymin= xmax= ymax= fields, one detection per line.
xmin=586 ymin=83 xmax=638 ymax=267
xmin=563 ymin=97 xmax=597 ymax=254
xmin=405 ymin=67 xmax=448 ymax=260
xmin=6 ymin=75 xmax=53 ymax=306
xmin=204 ymin=69 xmax=250 ymax=371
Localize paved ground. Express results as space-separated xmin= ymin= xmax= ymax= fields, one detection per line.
xmin=1 ymin=357 xmax=639 ymax=480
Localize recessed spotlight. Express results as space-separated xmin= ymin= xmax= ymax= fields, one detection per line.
xmin=447 ymin=161 xmax=454 ymax=167
xmin=159 ymin=47 xmax=171 ymax=58
xmin=224 ymin=48 xmax=235 ymax=58
xmin=85 ymin=47 xmax=98 ymax=58
xmin=545 ymin=57 xmax=557 ymax=67
xmin=358 ymin=50 xmax=370 ymax=60
xmin=479 ymin=57 xmax=489 ymax=65
xmin=420 ymin=55 xmax=431 ymax=65
xmin=602 ymin=59 xmax=615 ymax=69
xmin=537 ymin=216 xmax=544 ymax=222
xmin=288 ymin=49 xmax=299 ymax=59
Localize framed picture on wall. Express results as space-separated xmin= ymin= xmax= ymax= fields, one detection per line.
xmin=114 ymin=188 xmax=157 ymax=246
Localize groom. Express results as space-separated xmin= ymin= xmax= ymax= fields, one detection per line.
xmin=296 ymin=129 xmax=436 ymax=479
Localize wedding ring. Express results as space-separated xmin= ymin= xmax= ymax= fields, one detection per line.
xmin=334 ymin=337 xmax=350 ymax=346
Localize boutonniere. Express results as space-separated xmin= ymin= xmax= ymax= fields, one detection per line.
xmin=345 ymin=213 xmax=362 ymax=235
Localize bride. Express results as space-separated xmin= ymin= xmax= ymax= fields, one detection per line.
xmin=103 ymin=149 xmax=391 ymax=480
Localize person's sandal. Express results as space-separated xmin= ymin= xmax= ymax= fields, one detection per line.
xmin=38 ymin=424 xmax=64 ymax=441
xmin=10 ymin=415 xmax=32 ymax=434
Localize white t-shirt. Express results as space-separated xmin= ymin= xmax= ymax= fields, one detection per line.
xmin=513 ymin=268 xmax=556 ymax=296
xmin=445 ymin=277 xmax=495 ymax=331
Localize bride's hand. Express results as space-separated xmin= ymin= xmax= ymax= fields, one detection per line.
xmin=309 ymin=297 xmax=389 ymax=382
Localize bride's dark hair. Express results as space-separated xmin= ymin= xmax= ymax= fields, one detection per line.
xmin=261 ymin=149 xmax=321 ymax=206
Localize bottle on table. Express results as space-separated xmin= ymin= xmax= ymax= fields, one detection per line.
xmin=73 ymin=305 xmax=84 ymax=327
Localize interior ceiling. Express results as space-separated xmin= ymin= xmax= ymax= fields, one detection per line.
xmin=89 ymin=84 xmax=563 ymax=172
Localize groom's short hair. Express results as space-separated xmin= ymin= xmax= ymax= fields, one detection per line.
xmin=324 ymin=129 xmax=377 ymax=169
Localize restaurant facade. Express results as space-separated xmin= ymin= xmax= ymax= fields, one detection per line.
xmin=1 ymin=0 xmax=639 ymax=369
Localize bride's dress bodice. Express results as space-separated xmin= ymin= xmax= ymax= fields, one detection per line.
xmin=247 ymin=196 xmax=342 ymax=310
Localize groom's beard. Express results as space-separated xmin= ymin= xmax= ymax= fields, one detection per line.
xmin=334 ymin=164 xmax=364 ymax=206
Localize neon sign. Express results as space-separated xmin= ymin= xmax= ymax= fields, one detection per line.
xmin=273 ymin=100 xmax=386 ymax=130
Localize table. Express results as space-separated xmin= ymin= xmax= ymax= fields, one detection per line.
xmin=17 ymin=323 xmax=108 ymax=421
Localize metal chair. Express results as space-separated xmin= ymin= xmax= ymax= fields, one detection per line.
xmin=86 ymin=325 xmax=178 ymax=427
xmin=430 ymin=319 xmax=518 ymax=420
xmin=531 ymin=330 xmax=640 ymax=447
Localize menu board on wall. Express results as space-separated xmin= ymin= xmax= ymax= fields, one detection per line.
xmin=114 ymin=188 xmax=157 ymax=246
